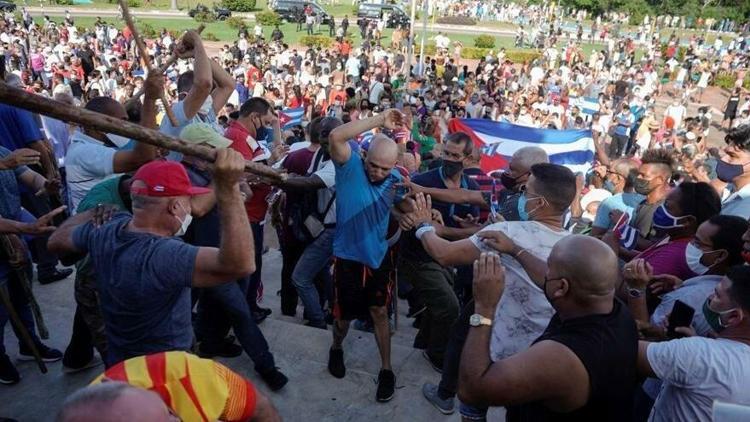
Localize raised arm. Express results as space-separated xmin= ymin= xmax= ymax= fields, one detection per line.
xmin=112 ymin=72 xmax=161 ymax=173
xmin=177 ymin=30 xmax=212 ymax=120
xmin=209 ymin=58 xmax=236 ymax=115
xmin=328 ymin=108 xmax=404 ymax=164
xmin=192 ymin=149 xmax=255 ymax=287
xmin=458 ymin=254 xmax=589 ymax=410
xmin=406 ymin=181 xmax=488 ymax=208
xmin=275 ymin=174 xmax=326 ymax=191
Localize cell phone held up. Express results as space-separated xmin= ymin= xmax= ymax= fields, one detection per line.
xmin=667 ymin=300 xmax=695 ymax=339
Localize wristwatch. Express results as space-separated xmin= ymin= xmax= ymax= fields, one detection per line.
xmin=628 ymin=287 xmax=646 ymax=299
xmin=469 ymin=314 xmax=493 ymax=327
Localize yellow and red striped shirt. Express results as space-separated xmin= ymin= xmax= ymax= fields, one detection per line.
xmin=91 ymin=351 xmax=256 ymax=422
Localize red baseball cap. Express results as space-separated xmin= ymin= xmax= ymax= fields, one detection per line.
xmin=130 ymin=161 xmax=212 ymax=197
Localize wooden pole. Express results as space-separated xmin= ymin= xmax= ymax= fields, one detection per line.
xmin=131 ymin=25 xmax=205 ymax=100
xmin=0 ymin=286 xmax=47 ymax=374
xmin=118 ymin=0 xmax=179 ymax=127
xmin=0 ymin=83 xmax=282 ymax=180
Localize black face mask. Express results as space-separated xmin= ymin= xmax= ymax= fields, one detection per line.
xmin=500 ymin=171 xmax=525 ymax=191
xmin=442 ymin=159 xmax=463 ymax=178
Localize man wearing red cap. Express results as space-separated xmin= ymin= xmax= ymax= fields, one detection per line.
xmin=48 ymin=149 xmax=254 ymax=367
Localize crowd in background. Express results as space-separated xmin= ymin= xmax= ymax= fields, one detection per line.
xmin=0 ymin=5 xmax=749 ymax=421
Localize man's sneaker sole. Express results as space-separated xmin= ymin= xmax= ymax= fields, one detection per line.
xmin=18 ymin=354 xmax=62 ymax=363
xmin=376 ymin=392 xmax=394 ymax=402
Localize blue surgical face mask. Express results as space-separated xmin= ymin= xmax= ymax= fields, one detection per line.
xmin=603 ymin=179 xmax=617 ymax=193
xmin=517 ymin=192 xmax=529 ymax=221
xmin=652 ymin=203 xmax=688 ymax=230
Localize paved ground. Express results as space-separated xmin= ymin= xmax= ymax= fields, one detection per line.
xmin=0 ymin=237 xmax=505 ymax=421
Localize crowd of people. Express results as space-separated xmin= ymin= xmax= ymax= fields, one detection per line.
xmin=0 ymin=5 xmax=750 ymax=422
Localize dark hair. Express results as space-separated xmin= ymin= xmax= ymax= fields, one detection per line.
xmin=444 ymin=131 xmax=473 ymax=156
xmin=529 ymin=163 xmax=577 ymax=212
xmin=239 ymin=97 xmax=272 ymax=117
xmin=726 ymin=265 xmax=750 ymax=312
xmin=707 ymin=215 xmax=749 ymax=266
xmin=176 ymin=70 xmax=194 ymax=94
xmin=675 ymin=182 xmax=721 ymax=226
xmin=308 ymin=116 xmax=343 ymax=144
xmin=641 ymin=148 xmax=674 ymax=178
xmin=725 ymin=124 xmax=750 ymax=151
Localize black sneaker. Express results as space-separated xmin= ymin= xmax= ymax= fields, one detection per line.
xmin=197 ymin=339 xmax=243 ymax=358
xmin=259 ymin=368 xmax=288 ymax=391
xmin=38 ymin=268 xmax=74 ymax=285
xmin=252 ymin=309 xmax=270 ymax=324
xmin=328 ymin=347 xmax=346 ymax=378
xmin=18 ymin=343 xmax=63 ymax=363
xmin=376 ymin=369 xmax=395 ymax=402
xmin=422 ymin=350 xmax=443 ymax=374
xmin=0 ymin=354 xmax=19 ymax=385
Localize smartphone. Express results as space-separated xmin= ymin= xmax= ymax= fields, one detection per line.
xmin=667 ymin=300 xmax=695 ymax=339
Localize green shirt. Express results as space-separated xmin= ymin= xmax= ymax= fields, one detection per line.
xmin=77 ymin=175 xmax=129 ymax=213
xmin=411 ymin=122 xmax=436 ymax=156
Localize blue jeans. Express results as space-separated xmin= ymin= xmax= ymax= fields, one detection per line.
xmin=0 ymin=265 xmax=40 ymax=356
xmin=194 ymin=277 xmax=275 ymax=373
xmin=291 ymin=227 xmax=334 ymax=325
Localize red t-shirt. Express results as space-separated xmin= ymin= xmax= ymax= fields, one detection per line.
xmin=224 ymin=120 xmax=272 ymax=223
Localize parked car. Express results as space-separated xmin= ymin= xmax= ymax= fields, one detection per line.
xmin=357 ymin=3 xmax=409 ymax=28
xmin=188 ymin=4 xmax=231 ymax=21
xmin=271 ymin=0 xmax=332 ymax=25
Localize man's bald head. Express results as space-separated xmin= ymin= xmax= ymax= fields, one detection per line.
xmin=512 ymin=146 xmax=549 ymax=173
xmin=549 ymin=235 xmax=618 ymax=303
xmin=365 ymin=134 xmax=399 ymax=183
xmin=56 ymin=382 xmax=175 ymax=422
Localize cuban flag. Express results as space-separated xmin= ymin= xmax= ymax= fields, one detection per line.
xmin=568 ymin=96 xmax=600 ymax=116
xmin=279 ymin=107 xmax=304 ymax=129
xmin=448 ymin=118 xmax=595 ymax=175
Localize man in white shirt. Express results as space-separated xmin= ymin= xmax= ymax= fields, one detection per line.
xmin=369 ymin=75 xmax=385 ymax=105
xmin=274 ymin=117 xmax=343 ymax=329
xmin=638 ymin=265 xmax=750 ymax=422
xmin=664 ymin=100 xmax=687 ymax=130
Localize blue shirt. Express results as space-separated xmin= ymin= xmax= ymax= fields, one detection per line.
xmin=72 ymin=213 xmax=199 ymax=366
xmin=592 ymin=192 xmax=645 ymax=230
xmin=0 ymin=146 xmax=29 ymax=220
xmin=402 ymin=168 xmax=479 ymax=262
xmin=333 ymin=153 xmax=402 ymax=268
xmin=0 ymin=104 xmax=44 ymax=151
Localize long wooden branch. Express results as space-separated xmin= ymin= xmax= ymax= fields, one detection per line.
xmin=118 ymin=0 xmax=179 ymax=127
xmin=0 ymin=82 xmax=281 ymax=180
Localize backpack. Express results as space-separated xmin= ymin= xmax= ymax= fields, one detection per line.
xmin=287 ymin=152 xmax=335 ymax=243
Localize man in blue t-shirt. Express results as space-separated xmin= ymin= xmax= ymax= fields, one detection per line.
xmin=326 ymin=110 xmax=405 ymax=403
xmin=48 ymin=150 xmax=254 ymax=367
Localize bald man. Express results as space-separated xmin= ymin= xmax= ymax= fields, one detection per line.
xmin=459 ymin=236 xmax=638 ymax=421
xmin=326 ymin=110 xmax=405 ymax=402
xmin=65 ymin=74 xmax=161 ymax=211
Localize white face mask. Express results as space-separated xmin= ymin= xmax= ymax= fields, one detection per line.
xmin=174 ymin=202 xmax=193 ymax=237
xmin=106 ymin=133 xmax=131 ymax=148
xmin=199 ymin=96 xmax=213 ymax=115
xmin=685 ymin=242 xmax=717 ymax=275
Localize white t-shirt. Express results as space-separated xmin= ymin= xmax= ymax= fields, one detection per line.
xmin=313 ymin=159 xmax=336 ymax=225
xmin=469 ymin=221 xmax=569 ymax=361
xmin=648 ymin=337 xmax=750 ymax=422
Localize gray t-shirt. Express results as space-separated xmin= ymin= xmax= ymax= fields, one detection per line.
xmin=73 ymin=212 xmax=199 ymax=365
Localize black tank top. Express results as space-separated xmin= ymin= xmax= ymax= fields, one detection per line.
xmin=506 ymin=299 xmax=638 ymax=422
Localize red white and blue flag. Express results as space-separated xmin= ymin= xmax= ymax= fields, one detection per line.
xmin=279 ymin=107 xmax=305 ymax=129
xmin=448 ymin=118 xmax=596 ymax=175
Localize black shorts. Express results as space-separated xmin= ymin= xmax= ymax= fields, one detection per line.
xmin=332 ymin=252 xmax=395 ymax=321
